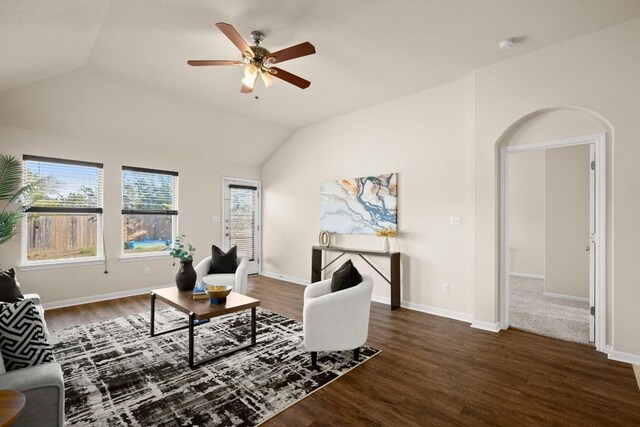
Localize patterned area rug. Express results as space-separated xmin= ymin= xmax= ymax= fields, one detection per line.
xmin=509 ymin=276 xmax=591 ymax=345
xmin=50 ymin=308 xmax=379 ymax=426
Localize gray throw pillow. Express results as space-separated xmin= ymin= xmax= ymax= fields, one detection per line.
xmin=0 ymin=268 xmax=24 ymax=303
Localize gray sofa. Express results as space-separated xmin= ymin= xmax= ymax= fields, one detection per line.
xmin=0 ymin=294 xmax=64 ymax=427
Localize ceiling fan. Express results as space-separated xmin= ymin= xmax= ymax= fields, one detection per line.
xmin=188 ymin=22 xmax=316 ymax=93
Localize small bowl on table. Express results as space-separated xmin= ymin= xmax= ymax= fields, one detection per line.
xmin=205 ymin=285 xmax=232 ymax=304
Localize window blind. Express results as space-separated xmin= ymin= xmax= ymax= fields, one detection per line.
xmin=228 ymin=185 xmax=257 ymax=261
xmin=23 ymin=155 xmax=104 ymax=213
xmin=122 ymin=166 xmax=178 ymax=215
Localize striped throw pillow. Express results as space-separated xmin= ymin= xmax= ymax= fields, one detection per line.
xmin=0 ymin=299 xmax=54 ymax=371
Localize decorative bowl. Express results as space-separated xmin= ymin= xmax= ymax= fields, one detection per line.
xmin=205 ymin=285 xmax=232 ymax=299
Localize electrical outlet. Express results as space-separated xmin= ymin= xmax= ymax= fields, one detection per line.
xmin=144 ymin=267 xmax=150 ymax=275
xmin=442 ymin=283 xmax=449 ymax=294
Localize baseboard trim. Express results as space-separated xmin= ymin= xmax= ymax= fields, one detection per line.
xmin=470 ymin=320 xmax=501 ymax=333
xmin=509 ymin=272 xmax=545 ymax=280
xmin=608 ymin=349 xmax=640 ymax=365
xmin=370 ymin=294 xmax=391 ymax=305
xmin=542 ymin=292 xmax=589 ymax=303
xmin=260 ymin=271 xmax=310 ymax=286
xmin=265 ymin=272 xmax=477 ymax=326
xmin=371 ymin=294 xmax=473 ymax=324
xmin=43 ymin=285 xmax=168 ymax=310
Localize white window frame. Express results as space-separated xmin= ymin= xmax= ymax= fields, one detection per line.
xmin=19 ymin=156 xmax=104 ymax=269
xmin=120 ymin=166 xmax=178 ymax=260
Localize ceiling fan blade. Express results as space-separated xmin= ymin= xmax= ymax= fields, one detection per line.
xmin=267 ymin=42 xmax=316 ymax=64
xmin=216 ymin=22 xmax=253 ymax=57
xmin=240 ymin=83 xmax=254 ymax=94
xmin=187 ymin=60 xmax=243 ymax=66
xmin=269 ymin=67 xmax=311 ymax=89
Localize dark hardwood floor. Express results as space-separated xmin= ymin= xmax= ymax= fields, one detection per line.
xmin=46 ymin=275 xmax=640 ymax=426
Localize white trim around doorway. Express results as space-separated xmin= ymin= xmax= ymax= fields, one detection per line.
xmin=221 ymin=176 xmax=262 ymax=275
xmin=499 ymin=133 xmax=606 ymax=352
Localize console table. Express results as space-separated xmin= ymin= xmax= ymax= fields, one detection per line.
xmin=311 ymin=246 xmax=401 ymax=310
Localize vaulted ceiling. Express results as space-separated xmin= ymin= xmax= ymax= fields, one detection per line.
xmin=2 ymin=0 xmax=640 ymax=129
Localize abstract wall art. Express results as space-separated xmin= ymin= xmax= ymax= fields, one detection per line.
xmin=320 ymin=173 xmax=397 ymax=234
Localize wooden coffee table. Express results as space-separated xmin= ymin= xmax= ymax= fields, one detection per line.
xmin=150 ymin=287 xmax=260 ymax=368
xmin=0 ymin=390 xmax=25 ymax=426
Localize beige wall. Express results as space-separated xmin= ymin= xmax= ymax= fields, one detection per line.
xmin=262 ymin=78 xmax=475 ymax=317
xmin=0 ymin=66 xmax=291 ymax=305
xmin=0 ymin=68 xmax=275 ymax=304
xmin=545 ymin=145 xmax=590 ymax=298
xmin=474 ymin=17 xmax=640 ymax=355
xmin=264 ymin=18 xmax=640 ymax=358
xmin=0 ymin=124 xmax=260 ymax=304
xmin=0 ymin=67 xmax=292 ymax=166
xmin=508 ymin=150 xmax=545 ymax=277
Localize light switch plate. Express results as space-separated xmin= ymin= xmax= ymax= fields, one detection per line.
xmin=212 ymin=216 xmax=221 ymax=223
xmin=450 ymin=216 xmax=461 ymax=225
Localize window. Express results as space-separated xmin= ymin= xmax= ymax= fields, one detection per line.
xmin=22 ymin=155 xmax=103 ymax=263
xmin=122 ymin=166 xmax=178 ymax=256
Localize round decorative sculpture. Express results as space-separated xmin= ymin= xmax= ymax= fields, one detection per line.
xmin=319 ymin=231 xmax=331 ymax=247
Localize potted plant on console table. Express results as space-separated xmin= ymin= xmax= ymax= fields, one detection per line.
xmin=170 ymin=234 xmax=197 ymax=291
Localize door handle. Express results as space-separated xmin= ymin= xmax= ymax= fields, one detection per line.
xmin=585 ymin=246 xmax=590 ymax=252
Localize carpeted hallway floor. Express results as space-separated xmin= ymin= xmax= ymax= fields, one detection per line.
xmin=509 ymin=276 xmax=592 ymax=346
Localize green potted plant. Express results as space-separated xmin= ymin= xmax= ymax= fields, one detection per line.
xmin=0 ymin=154 xmax=45 ymax=246
xmin=170 ymin=234 xmax=197 ymax=291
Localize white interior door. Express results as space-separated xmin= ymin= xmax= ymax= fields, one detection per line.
xmin=222 ymin=178 xmax=261 ymax=275
xmin=588 ymin=144 xmax=596 ymax=343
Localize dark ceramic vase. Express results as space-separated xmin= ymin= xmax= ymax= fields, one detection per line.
xmin=175 ymin=260 xmax=197 ymax=291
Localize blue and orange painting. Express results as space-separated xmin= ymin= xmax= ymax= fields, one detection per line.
xmin=320 ymin=173 xmax=397 ymax=234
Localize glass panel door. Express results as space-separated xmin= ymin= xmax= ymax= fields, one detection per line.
xmin=223 ymin=178 xmax=260 ymax=274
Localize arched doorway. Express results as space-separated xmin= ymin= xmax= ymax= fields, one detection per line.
xmin=497 ymin=107 xmax=612 ymax=352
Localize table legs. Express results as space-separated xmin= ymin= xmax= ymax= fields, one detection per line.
xmin=149 ymin=292 xmax=190 ymax=338
xmin=312 ymin=250 xmax=402 ymax=310
xmin=188 ymin=307 xmax=257 ymax=369
xmin=149 ymin=293 xmax=258 ymax=369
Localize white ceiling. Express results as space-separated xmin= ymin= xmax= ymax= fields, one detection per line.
xmin=2 ymin=0 xmax=640 ymax=129
xmin=0 ymin=0 xmax=110 ymax=91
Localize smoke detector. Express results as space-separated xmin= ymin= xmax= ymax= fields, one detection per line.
xmin=499 ymin=38 xmax=517 ymax=50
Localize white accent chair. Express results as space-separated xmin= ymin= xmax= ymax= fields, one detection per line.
xmin=194 ymin=255 xmax=250 ymax=294
xmin=303 ymin=274 xmax=374 ymax=368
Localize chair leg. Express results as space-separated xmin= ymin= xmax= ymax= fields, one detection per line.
xmin=354 ymin=347 xmax=360 ymax=361
xmin=311 ymin=351 xmax=318 ymax=368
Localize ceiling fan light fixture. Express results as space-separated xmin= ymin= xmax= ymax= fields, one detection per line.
xmin=260 ymin=69 xmax=275 ymax=87
xmin=244 ymin=64 xmax=258 ymax=78
xmin=241 ymin=74 xmax=256 ymax=88
xmin=241 ymin=64 xmax=259 ymax=88
xmin=188 ymin=22 xmax=315 ymax=93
